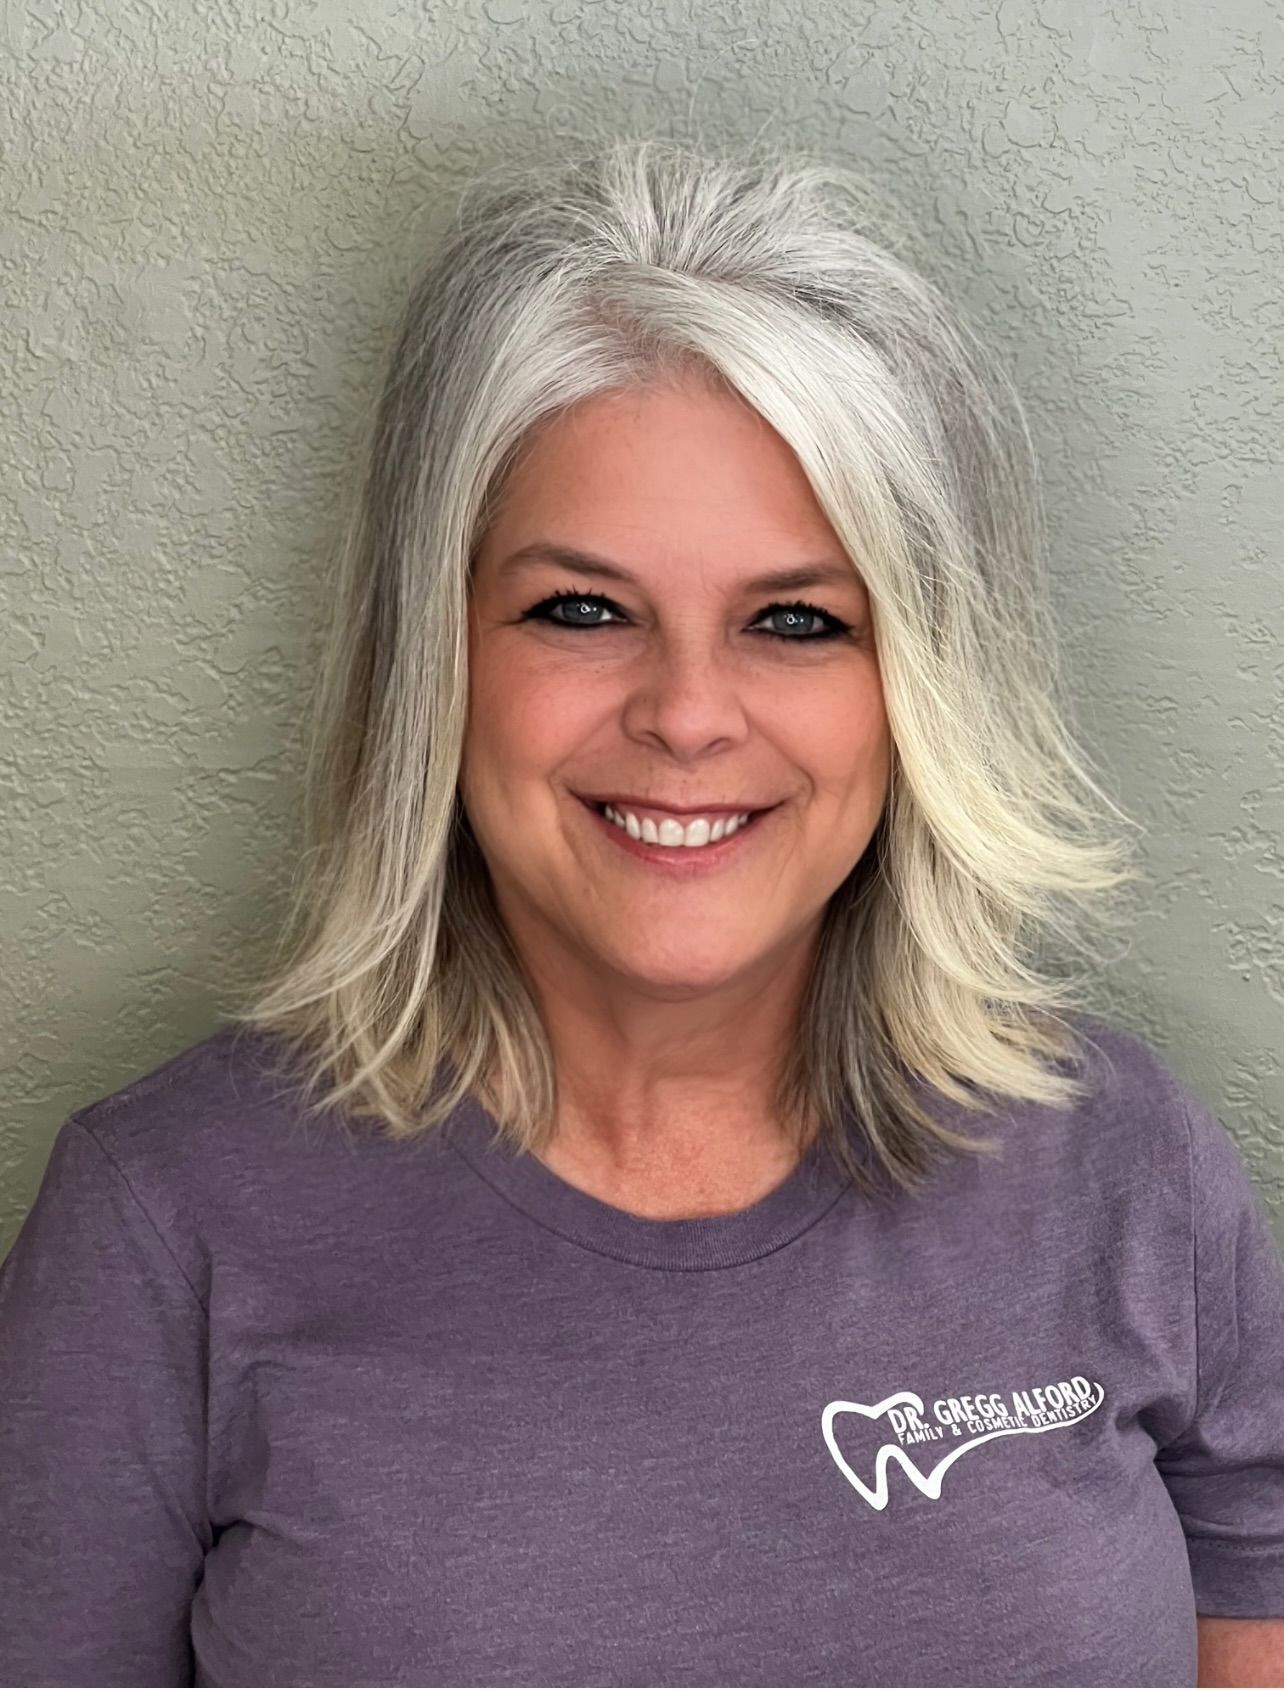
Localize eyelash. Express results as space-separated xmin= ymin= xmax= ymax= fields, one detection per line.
xmin=520 ymin=589 xmax=854 ymax=643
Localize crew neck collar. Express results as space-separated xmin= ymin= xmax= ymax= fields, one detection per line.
xmin=442 ymin=1093 xmax=857 ymax=1271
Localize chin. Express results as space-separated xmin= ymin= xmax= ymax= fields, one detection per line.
xmin=595 ymin=942 xmax=762 ymax=994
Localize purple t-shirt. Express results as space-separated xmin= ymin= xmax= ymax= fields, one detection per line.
xmin=1 ymin=1012 xmax=1282 ymax=1687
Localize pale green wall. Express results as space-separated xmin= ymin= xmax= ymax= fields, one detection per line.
xmin=3 ymin=0 xmax=1281 ymax=1257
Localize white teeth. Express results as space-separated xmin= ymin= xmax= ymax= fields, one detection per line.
xmin=602 ymin=805 xmax=753 ymax=848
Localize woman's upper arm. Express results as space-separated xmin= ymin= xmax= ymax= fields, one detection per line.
xmin=0 ymin=1115 xmax=209 ymax=1687
xmin=1153 ymin=1089 xmax=1284 ymax=1623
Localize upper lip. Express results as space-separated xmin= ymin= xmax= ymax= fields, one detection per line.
xmin=579 ymin=794 xmax=773 ymax=816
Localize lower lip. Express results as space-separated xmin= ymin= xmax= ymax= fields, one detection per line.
xmin=577 ymin=798 xmax=775 ymax=872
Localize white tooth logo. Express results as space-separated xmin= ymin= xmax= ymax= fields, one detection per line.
xmin=822 ymin=1381 xmax=1106 ymax=1512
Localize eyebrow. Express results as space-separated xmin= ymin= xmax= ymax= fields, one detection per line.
xmin=495 ymin=541 xmax=860 ymax=596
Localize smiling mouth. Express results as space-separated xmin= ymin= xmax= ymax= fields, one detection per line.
xmin=578 ymin=795 xmax=776 ymax=852
xmin=584 ymin=799 xmax=771 ymax=820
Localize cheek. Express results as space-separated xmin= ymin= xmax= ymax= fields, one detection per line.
xmin=468 ymin=651 xmax=598 ymax=779
xmin=771 ymin=668 xmax=890 ymax=786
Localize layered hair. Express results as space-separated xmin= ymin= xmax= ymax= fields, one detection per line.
xmin=226 ymin=134 xmax=1141 ymax=1201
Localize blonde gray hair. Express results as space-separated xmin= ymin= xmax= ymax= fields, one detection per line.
xmin=226 ymin=134 xmax=1141 ymax=1201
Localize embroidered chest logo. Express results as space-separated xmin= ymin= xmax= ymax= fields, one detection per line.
xmin=822 ymin=1375 xmax=1105 ymax=1511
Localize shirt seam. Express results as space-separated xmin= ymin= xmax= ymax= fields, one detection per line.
xmin=1179 ymin=1089 xmax=1202 ymax=1444
xmin=444 ymin=1133 xmax=850 ymax=1272
xmin=70 ymin=1031 xmax=229 ymax=1127
xmin=67 ymin=1113 xmax=209 ymax=1317
xmin=1184 ymin=1537 xmax=1284 ymax=1558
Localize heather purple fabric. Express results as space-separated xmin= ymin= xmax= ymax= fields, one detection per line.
xmin=1 ymin=1011 xmax=1282 ymax=1688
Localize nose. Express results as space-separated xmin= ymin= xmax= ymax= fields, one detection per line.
xmin=618 ymin=642 xmax=751 ymax=759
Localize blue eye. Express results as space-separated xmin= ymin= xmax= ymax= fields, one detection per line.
xmin=755 ymin=601 xmax=850 ymax=641
xmin=520 ymin=590 xmax=852 ymax=642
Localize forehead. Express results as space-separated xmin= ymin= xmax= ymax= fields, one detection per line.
xmin=479 ymin=380 xmax=849 ymax=580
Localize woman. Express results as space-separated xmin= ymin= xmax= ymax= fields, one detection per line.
xmin=2 ymin=137 xmax=1281 ymax=1688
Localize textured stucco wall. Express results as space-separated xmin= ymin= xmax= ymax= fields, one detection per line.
xmin=2 ymin=0 xmax=1281 ymax=1260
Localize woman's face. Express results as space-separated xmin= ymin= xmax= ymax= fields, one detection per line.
xmin=462 ymin=375 xmax=892 ymax=1003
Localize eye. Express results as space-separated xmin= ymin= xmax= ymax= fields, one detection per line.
xmin=519 ymin=590 xmax=853 ymax=642
xmin=521 ymin=590 xmax=625 ymax=630
xmin=751 ymin=600 xmax=852 ymax=642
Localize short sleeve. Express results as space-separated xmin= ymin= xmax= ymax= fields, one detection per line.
xmin=1153 ymin=1089 xmax=1284 ymax=1618
xmin=0 ymin=1115 xmax=210 ymax=1686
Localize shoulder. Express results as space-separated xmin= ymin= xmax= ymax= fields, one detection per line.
xmin=58 ymin=1025 xmax=470 ymax=1275
xmin=1056 ymin=1008 xmax=1203 ymax=1153
xmin=66 ymin=1022 xmax=317 ymax=1177
xmin=55 ymin=1025 xmax=393 ymax=1290
xmin=957 ymin=1008 xmax=1212 ymax=1216
xmin=926 ymin=1008 xmax=1204 ymax=1163
xmin=1014 ymin=1009 xmax=1253 ymax=1251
